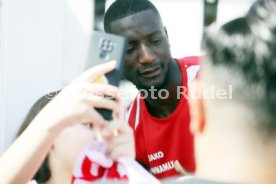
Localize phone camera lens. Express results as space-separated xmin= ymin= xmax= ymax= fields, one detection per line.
xmin=99 ymin=51 xmax=108 ymax=60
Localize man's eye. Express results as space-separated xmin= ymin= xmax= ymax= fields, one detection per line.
xmin=151 ymin=38 xmax=162 ymax=45
xmin=127 ymin=45 xmax=137 ymax=54
xmin=127 ymin=44 xmax=137 ymax=54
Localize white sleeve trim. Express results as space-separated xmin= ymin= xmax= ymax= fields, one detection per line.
xmin=134 ymin=93 xmax=141 ymax=130
xmin=186 ymin=65 xmax=200 ymax=85
xmin=125 ymin=93 xmax=141 ymax=130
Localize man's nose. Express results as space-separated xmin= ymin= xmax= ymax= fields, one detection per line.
xmin=139 ymin=44 xmax=156 ymax=64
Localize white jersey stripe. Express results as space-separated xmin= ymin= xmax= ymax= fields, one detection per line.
xmin=125 ymin=100 xmax=135 ymax=123
xmin=186 ymin=65 xmax=200 ymax=85
xmin=134 ymin=93 xmax=141 ymax=130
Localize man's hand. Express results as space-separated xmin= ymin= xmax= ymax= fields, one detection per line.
xmin=174 ymin=160 xmax=189 ymax=176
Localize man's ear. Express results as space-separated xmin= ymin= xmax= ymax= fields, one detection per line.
xmin=188 ymin=79 xmax=205 ymax=135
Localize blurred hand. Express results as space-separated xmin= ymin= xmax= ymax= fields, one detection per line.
xmin=174 ymin=160 xmax=189 ymax=176
xmin=33 ymin=61 xmax=120 ymax=133
xmin=102 ymin=117 xmax=135 ymax=161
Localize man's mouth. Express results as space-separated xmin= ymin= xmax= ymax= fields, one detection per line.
xmin=139 ymin=64 xmax=162 ymax=79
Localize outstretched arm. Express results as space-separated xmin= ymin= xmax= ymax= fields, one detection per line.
xmin=0 ymin=61 xmax=120 ymax=184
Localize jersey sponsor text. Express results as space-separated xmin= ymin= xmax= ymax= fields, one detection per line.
xmin=150 ymin=160 xmax=175 ymax=175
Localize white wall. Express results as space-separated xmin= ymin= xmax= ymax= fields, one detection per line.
xmin=217 ymin=0 xmax=256 ymax=26
xmin=0 ymin=0 xmax=5 ymax=154
xmin=0 ymin=0 xmax=94 ymax=153
xmin=153 ymin=0 xmax=256 ymax=57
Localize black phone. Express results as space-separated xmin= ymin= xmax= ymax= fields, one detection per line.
xmin=84 ymin=31 xmax=128 ymax=120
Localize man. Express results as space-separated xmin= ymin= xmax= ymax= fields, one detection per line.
xmin=173 ymin=0 xmax=276 ymax=183
xmin=104 ymin=0 xmax=200 ymax=179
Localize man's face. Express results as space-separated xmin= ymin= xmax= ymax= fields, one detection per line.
xmin=110 ymin=10 xmax=172 ymax=90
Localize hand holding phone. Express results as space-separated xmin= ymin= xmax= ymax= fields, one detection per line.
xmin=83 ymin=31 xmax=127 ymax=120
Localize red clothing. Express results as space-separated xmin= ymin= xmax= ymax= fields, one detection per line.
xmin=126 ymin=57 xmax=200 ymax=179
xmin=71 ymin=141 xmax=159 ymax=184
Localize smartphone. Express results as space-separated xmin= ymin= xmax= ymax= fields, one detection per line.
xmin=83 ymin=31 xmax=127 ymax=121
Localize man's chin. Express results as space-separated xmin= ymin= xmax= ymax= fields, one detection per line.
xmin=139 ymin=79 xmax=166 ymax=91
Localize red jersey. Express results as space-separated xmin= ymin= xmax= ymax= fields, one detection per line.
xmin=126 ymin=57 xmax=201 ymax=179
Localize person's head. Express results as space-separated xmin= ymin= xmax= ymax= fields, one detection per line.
xmin=16 ymin=91 xmax=98 ymax=183
xmin=189 ymin=0 xmax=276 ymax=183
xmin=104 ymin=0 xmax=173 ymax=90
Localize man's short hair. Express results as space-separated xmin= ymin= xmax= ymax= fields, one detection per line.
xmin=104 ymin=0 xmax=161 ymax=33
xmin=202 ymin=0 xmax=276 ymax=136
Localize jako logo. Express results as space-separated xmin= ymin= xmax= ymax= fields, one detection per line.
xmin=148 ymin=151 xmax=164 ymax=162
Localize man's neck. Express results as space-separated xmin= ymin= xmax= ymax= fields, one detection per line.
xmin=144 ymin=59 xmax=182 ymax=118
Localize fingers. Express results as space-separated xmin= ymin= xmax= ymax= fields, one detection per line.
xmin=82 ymin=94 xmax=121 ymax=129
xmin=117 ymin=120 xmax=133 ymax=134
xmin=106 ymin=134 xmax=128 ymax=154
xmin=87 ymin=109 xmax=108 ymax=128
xmin=113 ymin=104 xmax=125 ymax=122
xmin=77 ymin=60 xmax=116 ymax=82
xmin=37 ymin=61 xmax=118 ymax=133
xmin=101 ymin=119 xmax=131 ymax=140
xmin=101 ymin=120 xmax=121 ymax=140
xmin=85 ymin=83 xmax=119 ymax=100
xmin=108 ymin=144 xmax=135 ymax=161
xmin=87 ymin=95 xmax=120 ymax=114
xmin=84 ymin=82 xmax=121 ymax=114
xmin=174 ymin=160 xmax=188 ymax=176
xmin=102 ymin=121 xmax=135 ymax=160
xmin=106 ymin=134 xmax=135 ymax=161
